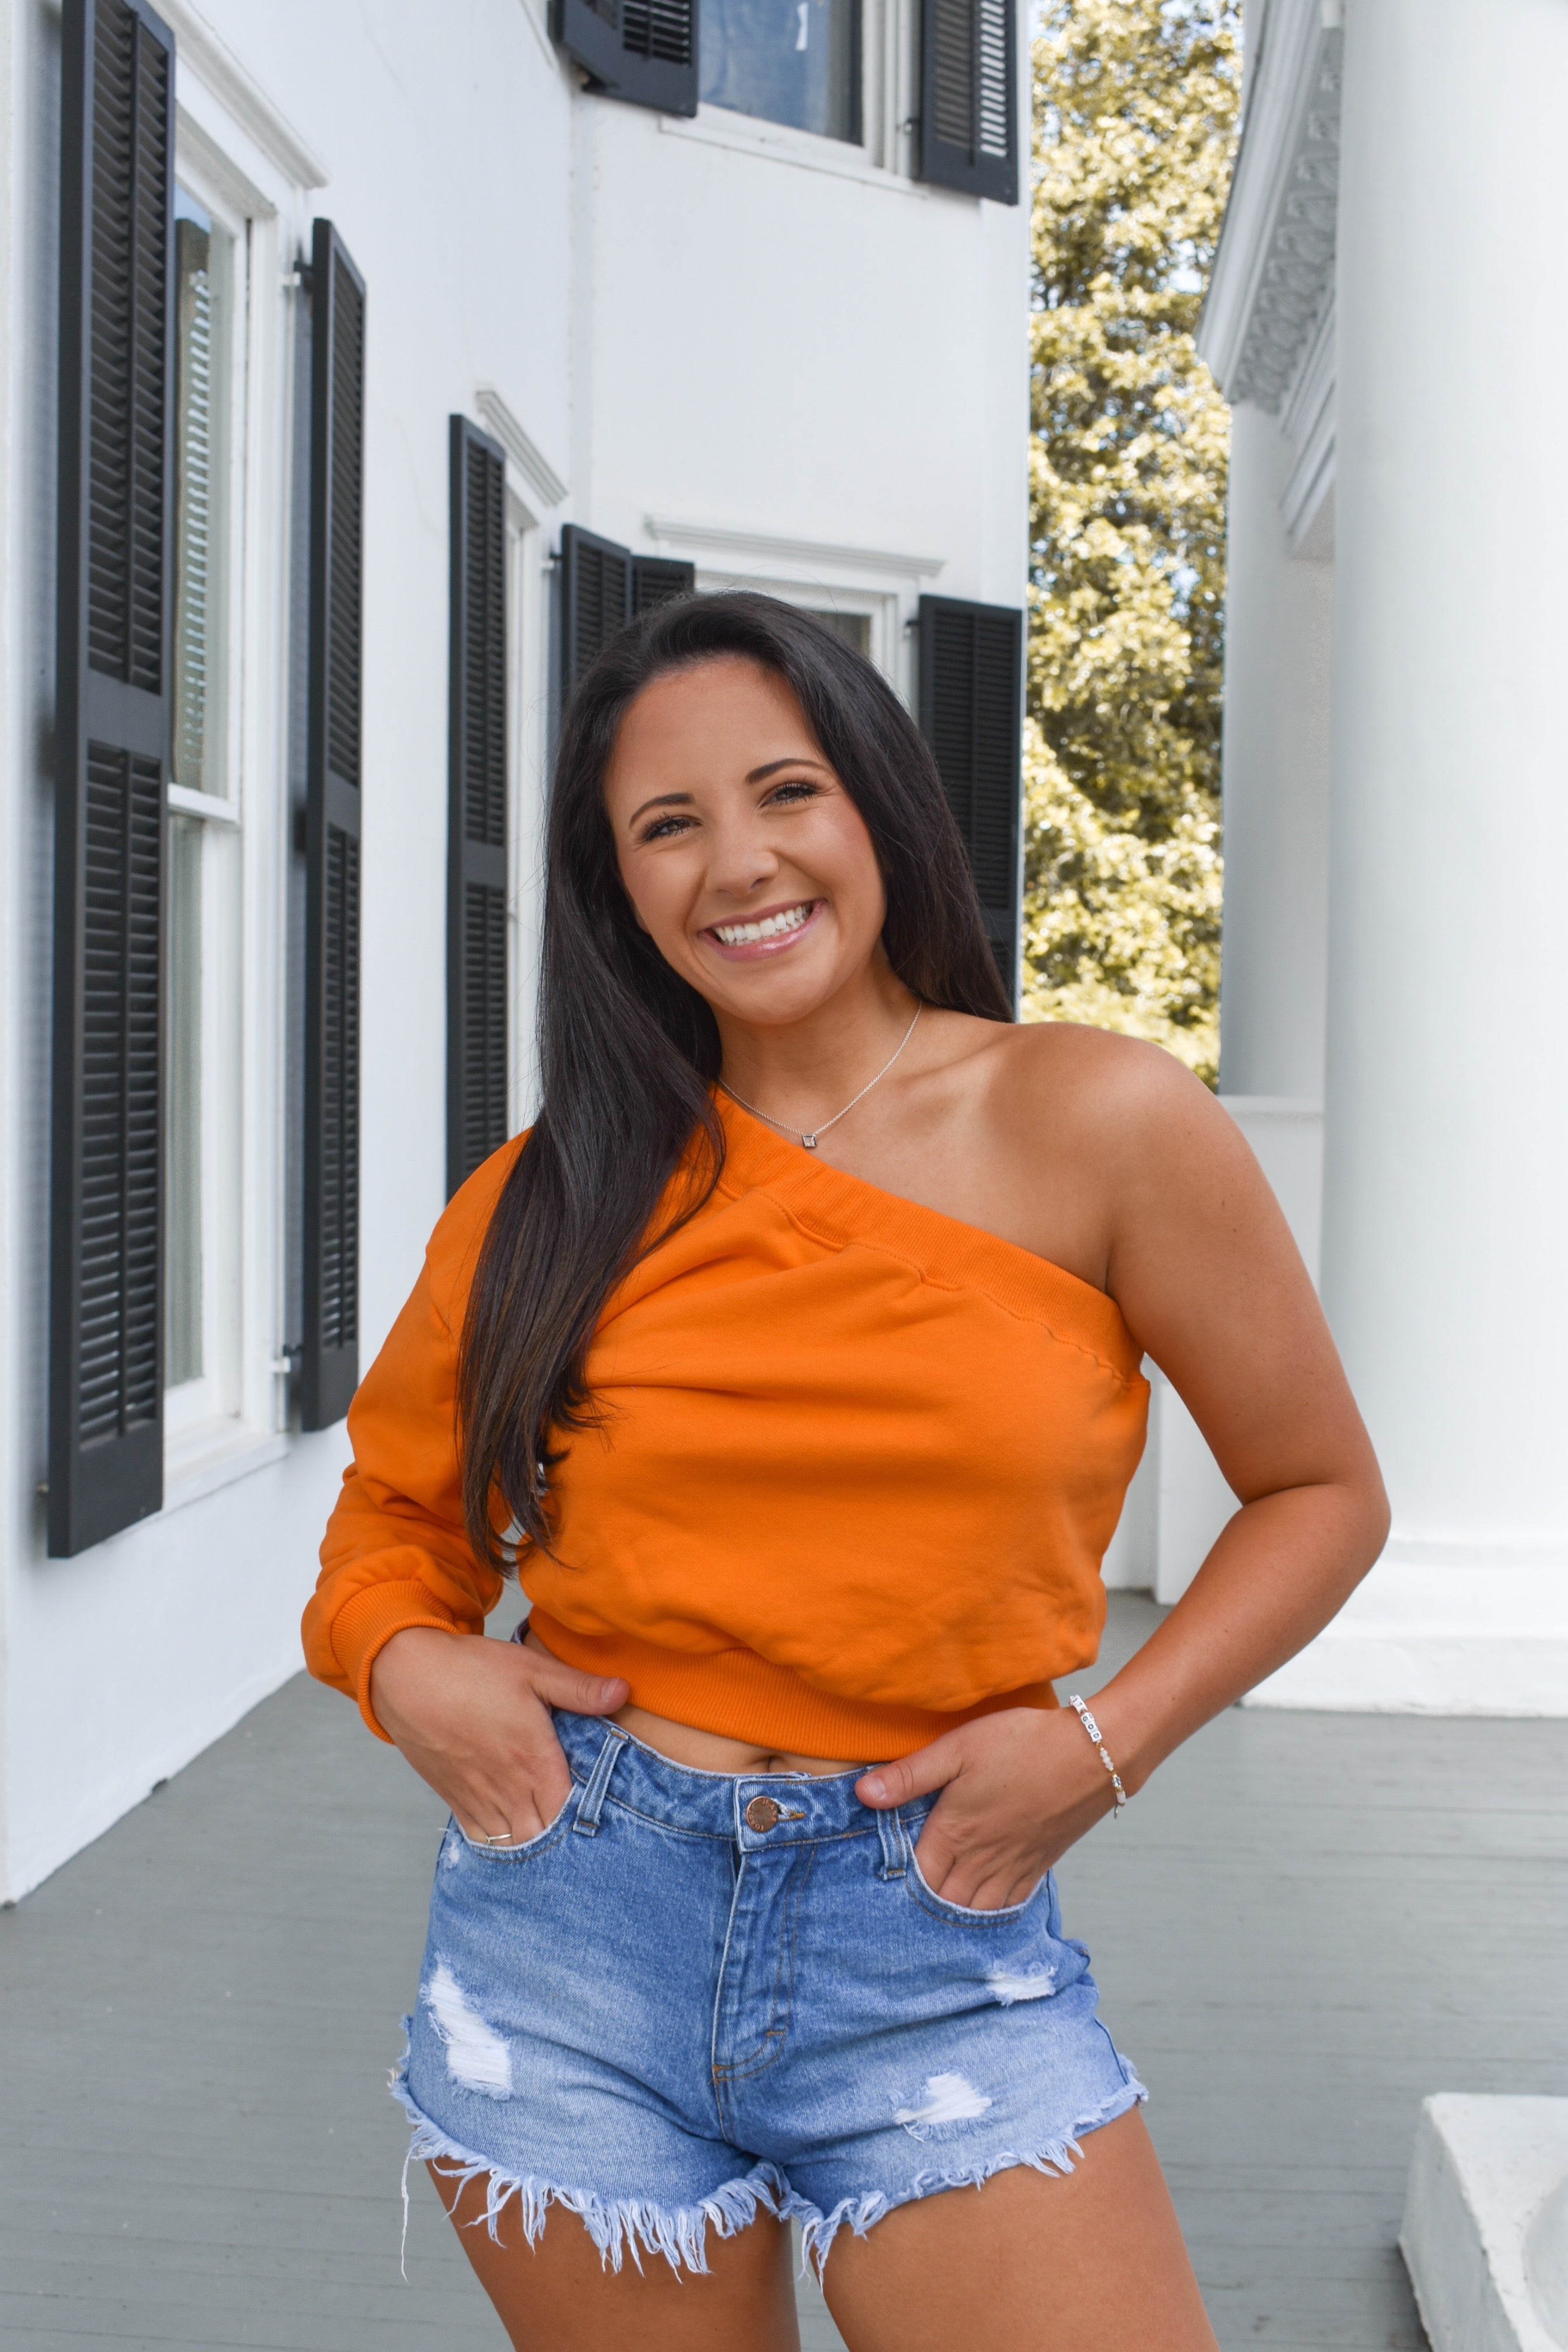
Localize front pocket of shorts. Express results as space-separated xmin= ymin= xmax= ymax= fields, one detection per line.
xmin=903 ymin=1839 xmax=1051 ymax=1926
xmin=449 ymin=1786 xmax=576 ymax=1863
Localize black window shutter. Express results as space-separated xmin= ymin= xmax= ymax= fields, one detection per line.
xmin=447 ymin=418 xmax=510 ymax=1199
xmin=301 ymin=220 xmax=365 ymax=1431
xmin=917 ymin=0 xmax=1018 ymax=204
xmin=49 ymin=0 xmax=176 ymax=1556
xmin=917 ymin=596 xmax=1023 ymax=1009
xmin=552 ymin=0 xmax=697 ymax=117
xmin=631 ymin=554 xmax=695 ymax=615
xmin=558 ymin=523 xmax=633 ymax=701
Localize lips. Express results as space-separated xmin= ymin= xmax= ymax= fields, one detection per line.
xmin=702 ymin=899 xmax=825 ymax=962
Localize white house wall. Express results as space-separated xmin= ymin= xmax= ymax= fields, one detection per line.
xmin=580 ymin=99 xmax=1028 ymax=684
xmin=0 ymin=0 xmax=1030 ymax=1898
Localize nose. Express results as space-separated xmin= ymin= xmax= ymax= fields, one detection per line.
xmin=704 ymin=808 xmax=779 ymax=903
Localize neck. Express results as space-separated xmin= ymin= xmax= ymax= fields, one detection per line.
xmin=715 ymin=959 xmax=921 ymax=1129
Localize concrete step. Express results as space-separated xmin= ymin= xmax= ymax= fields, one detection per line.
xmin=1402 ymin=2095 xmax=1568 ymax=2351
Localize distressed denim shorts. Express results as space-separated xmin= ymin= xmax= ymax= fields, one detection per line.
xmin=393 ymin=1707 xmax=1146 ymax=2276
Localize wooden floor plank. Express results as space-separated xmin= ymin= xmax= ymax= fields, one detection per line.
xmin=3 ymin=1593 xmax=1564 ymax=2349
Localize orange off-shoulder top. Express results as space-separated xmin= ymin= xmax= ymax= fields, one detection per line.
xmin=303 ymin=1097 xmax=1150 ymax=1760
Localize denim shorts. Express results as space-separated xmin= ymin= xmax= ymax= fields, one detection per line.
xmin=393 ymin=1707 xmax=1146 ymax=2276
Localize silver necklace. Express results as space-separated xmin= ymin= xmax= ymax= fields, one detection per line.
xmin=719 ymin=1005 xmax=922 ymax=1151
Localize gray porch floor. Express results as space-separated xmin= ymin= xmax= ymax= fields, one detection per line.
xmin=3 ymin=1592 xmax=1566 ymax=2350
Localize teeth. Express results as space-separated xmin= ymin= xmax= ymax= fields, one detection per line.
xmin=713 ymin=902 xmax=813 ymax=947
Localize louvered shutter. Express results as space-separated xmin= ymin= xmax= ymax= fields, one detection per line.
xmin=917 ymin=596 xmax=1023 ymax=1008
xmin=631 ymin=555 xmax=695 ymax=615
xmin=917 ymin=0 xmax=1019 ymax=204
xmin=553 ymin=0 xmax=697 ymax=117
xmin=448 ymin=418 xmax=510 ymax=1199
xmin=558 ymin=523 xmax=633 ymax=700
xmin=49 ymin=0 xmax=176 ymax=1556
xmin=301 ymin=220 xmax=365 ymax=1431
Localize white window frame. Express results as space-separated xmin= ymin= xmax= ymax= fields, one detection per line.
xmin=163 ymin=166 xmax=250 ymax=1456
xmin=660 ymin=0 xmax=922 ymax=185
xmin=694 ymin=567 xmax=908 ymax=687
xmin=159 ymin=72 xmax=320 ymax=1508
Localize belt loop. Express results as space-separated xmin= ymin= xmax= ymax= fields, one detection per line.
xmin=572 ymin=1724 xmax=628 ymax=1836
xmin=873 ymin=1804 xmax=906 ymax=1881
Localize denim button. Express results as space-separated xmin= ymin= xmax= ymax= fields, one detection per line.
xmin=744 ymin=1796 xmax=781 ymax=1832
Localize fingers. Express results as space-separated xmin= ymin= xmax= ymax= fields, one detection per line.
xmin=439 ymin=1717 xmax=570 ymax=1846
xmin=856 ymin=1731 xmax=965 ymax=1810
xmin=520 ymin=1654 xmax=630 ymax=1718
xmin=372 ymin=1632 xmax=597 ymax=1846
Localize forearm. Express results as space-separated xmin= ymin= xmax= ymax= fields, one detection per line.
xmin=1087 ymin=1477 xmax=1388 ymax=1794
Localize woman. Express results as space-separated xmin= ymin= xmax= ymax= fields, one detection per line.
xmin=304 ymin=593 xmax=1387 ymax=2351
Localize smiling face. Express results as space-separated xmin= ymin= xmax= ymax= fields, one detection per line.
xmin=604 ymin=655 xmax=890 ymax=1028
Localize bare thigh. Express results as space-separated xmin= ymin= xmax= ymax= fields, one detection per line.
xmin=429 ymin=2160 xmax=802 ymax=2352
xmin=821 ymin=2109 xmax=1219 ymax=2352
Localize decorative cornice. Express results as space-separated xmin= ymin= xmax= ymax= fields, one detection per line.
xmin=1199 ymin=0 xmax=1342 ymax=414
xmin=159 ymin=0 xmax=328 ymax=190
xmin=1280 ymin=297 xmax=1335 ymax=554
xmin=474 ymin=386 xmax=569 ymax=510
xmin=645 ymin=517 xmax=945 ymax=581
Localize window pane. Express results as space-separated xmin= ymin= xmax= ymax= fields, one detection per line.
xmin=166 ymin=814 xmax=203 ymax=1387
xmin=806 ymin=609 xmax=870 ymax=655
xmin=701 ymin=0 xmax=858 ymax=141
xmin=172 ymin=196 xmax=232 ymax=794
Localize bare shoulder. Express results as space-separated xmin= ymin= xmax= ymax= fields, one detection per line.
xmin=979 ymin=1021 xmax=1233 ymax=1160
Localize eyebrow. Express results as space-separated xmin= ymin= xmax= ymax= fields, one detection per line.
xmin=626 ymin=758 xmax=829 ymax=829
xmin=626 ymin=790 xmax=693 ymax=826
xmin=746 ymin=757 xmax=830 ymax=784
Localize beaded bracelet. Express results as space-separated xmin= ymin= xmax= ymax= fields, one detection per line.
xmin=1066 ymin=1693 xmax=1130 ymax=1815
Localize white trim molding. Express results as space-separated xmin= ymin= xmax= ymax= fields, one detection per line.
xmin=646 ymin=516 xmax=945 ymax=583
xmin=1245 ymin=1549 xmax=1568 ymax=1716
xmin=158 ymin=0 xmax=327 ymax=189
xmin=658 ymin=104 xmax=925 ymax=198
xmin=1280 ymin=296 xmax=1335 ymax=555
xmin=475 ymin=385 xmax=569 ymax=510
xmin=1199 ymin=0 xmax=1342 ymax=411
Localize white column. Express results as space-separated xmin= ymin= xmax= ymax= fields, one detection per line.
xmin=1256 ymin=0 xmax=1568 ymax=1711
xmin=1149 ymin=404 xmax=1334 ymax=1606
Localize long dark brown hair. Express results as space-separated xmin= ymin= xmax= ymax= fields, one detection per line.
xmin=457 ymin=591 xmax=1011 ymax=1566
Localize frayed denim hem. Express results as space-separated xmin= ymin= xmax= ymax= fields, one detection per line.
xmin=390 ymin=2034 xmax=787 ymax=2280
xmin=787 ymin=2071 xmax=1150 ymax=2281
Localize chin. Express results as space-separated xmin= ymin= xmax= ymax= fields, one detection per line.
xmin=710 ymin=968 xmax=840 ymax=1023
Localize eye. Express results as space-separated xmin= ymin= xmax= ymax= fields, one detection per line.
xmin=638 ymin=813 xmax=694 ymax=844
xmin=765 ymin=779 xmax=821 ymax=808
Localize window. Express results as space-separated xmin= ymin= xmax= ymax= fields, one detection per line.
xmin=52 ymin=1 xmax=316 ymax=1548
xmin=164 ymin=180 xmax=246 ymax=1446
xmin=701 ymin=0 xmax=859 ymax=141
xmin=805 ymin=608 xmax=871 ymax=655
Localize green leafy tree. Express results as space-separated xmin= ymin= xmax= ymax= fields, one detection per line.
xmin=1026 ymin=0 xmax=1239 ymax=1083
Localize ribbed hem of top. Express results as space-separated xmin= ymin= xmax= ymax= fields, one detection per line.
xmin=527 ymin=1611 xmax=1059 ymax=1761
xmin=331 ymin=1578 xmax=467 ymax=1742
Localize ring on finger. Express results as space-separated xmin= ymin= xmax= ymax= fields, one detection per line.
xmin=474 ymin=1826 xmax=516 ymax=1846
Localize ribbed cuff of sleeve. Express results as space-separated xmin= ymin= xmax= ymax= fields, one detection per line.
xmin=330 ymin=1578 xmax=468 ymax=1742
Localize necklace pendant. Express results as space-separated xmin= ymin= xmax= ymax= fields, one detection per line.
xmin=802 ymin=1134 xmax=818 ymax=1151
